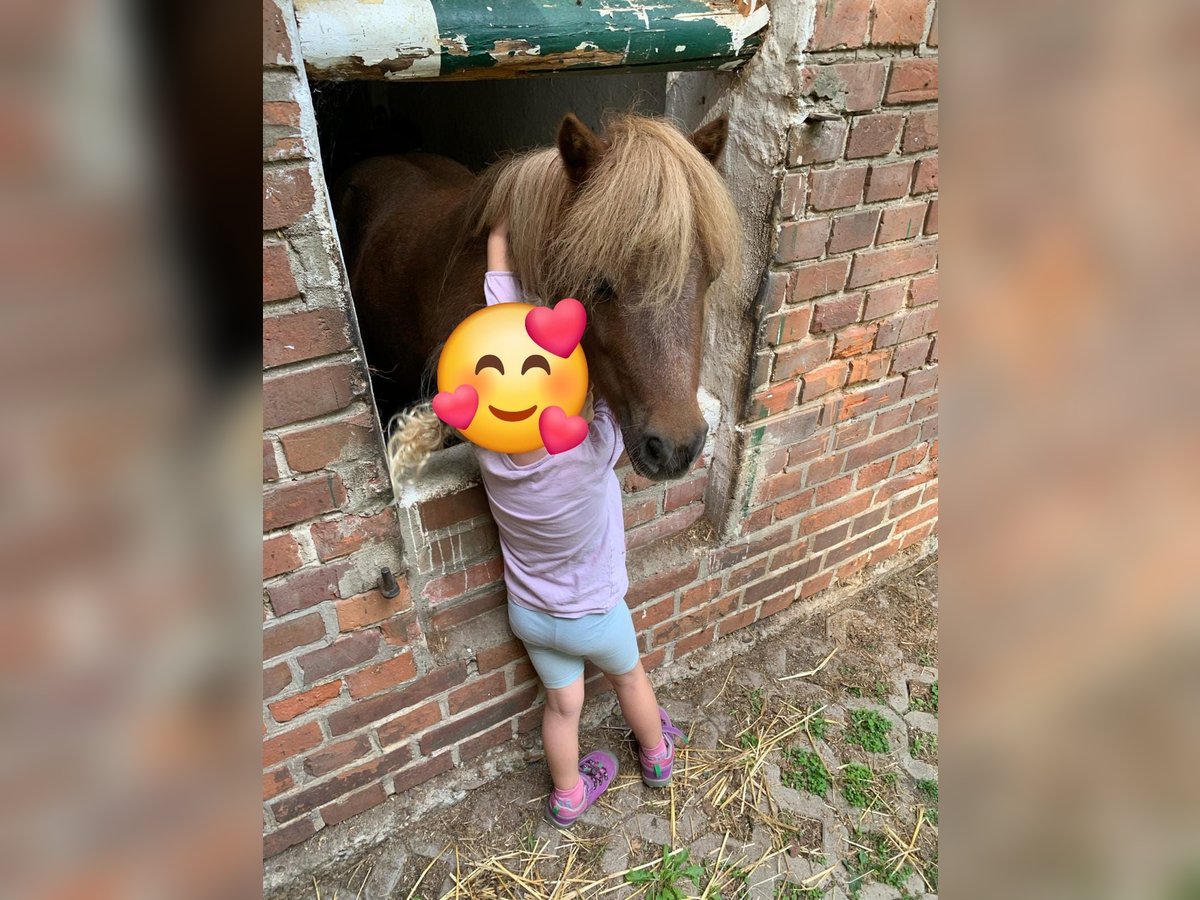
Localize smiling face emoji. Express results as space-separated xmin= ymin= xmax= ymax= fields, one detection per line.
xmin=436 ymin=302 xmax=588 ymax=454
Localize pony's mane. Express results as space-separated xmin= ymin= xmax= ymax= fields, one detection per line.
xmin=468 ymin=114 xmax=741 ymax=317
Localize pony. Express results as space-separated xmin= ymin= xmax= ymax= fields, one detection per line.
xmin=332 ymin=112 xmax=741 ymax=482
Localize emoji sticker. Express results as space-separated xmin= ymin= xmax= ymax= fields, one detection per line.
xmin=434 ymin=298 xmax=589 ymax=454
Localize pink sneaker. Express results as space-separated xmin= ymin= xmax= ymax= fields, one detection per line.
xmin=546 ymin=750 xmax=618 ymax=827
xmin=640 ymin=706 xmax=687 ymax=787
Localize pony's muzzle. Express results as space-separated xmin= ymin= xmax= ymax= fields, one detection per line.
xmin=636 ymin=425 xmax=707 ymax=480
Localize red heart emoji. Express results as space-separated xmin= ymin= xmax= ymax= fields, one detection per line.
xmin=538 ymin=406 xmax=588 ymax=454
xmin=525 ymin=298 xmax=586 ymax=358
xmin=432 ymin=384 xmax=479 ymax=430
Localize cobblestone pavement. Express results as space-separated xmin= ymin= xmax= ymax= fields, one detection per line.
xmin=278 ymin=555 xmax=938 ymax=900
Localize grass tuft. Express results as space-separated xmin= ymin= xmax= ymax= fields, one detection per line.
xmin=845 ymin=709 xmax=892 ymax=753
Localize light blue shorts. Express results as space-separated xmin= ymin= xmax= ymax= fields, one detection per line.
xmin=507 ymin=600 xmax=640 ymax=690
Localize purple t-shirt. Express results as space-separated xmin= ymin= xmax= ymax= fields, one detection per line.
xmin=472 ymin=272 xmax=628 ymax=618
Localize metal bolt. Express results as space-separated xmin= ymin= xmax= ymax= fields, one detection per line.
xmin=379 ymin=567 xmax=400 ymax=599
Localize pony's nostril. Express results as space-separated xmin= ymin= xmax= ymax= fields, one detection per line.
xmin=644 ymin=435 xmax=669 ymax=467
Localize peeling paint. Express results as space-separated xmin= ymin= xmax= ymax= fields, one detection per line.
xmin=673 ymin=1 xmax=770 ymax=53
xmin=295 ymin=0 xmax=441 ymax=79
xmin=488 ymin=39 xmax=542 ymax=62
xmin=438 ymin=33 xmax=469 ymax=56
xmin=675 ymin=44 xmax=687 ymax=51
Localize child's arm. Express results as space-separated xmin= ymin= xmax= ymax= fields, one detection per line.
xmin=484 ymin=222 xmax=522 ymax=306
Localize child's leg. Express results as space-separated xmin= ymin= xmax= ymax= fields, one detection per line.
xmin=606 ymin=662 xmax=663 ymax=749
xmin=542 ymin=674 xmax=585 ymax=791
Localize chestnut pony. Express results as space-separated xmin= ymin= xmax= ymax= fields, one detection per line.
xmin=332 ymin=113 xmax=740 ymax=481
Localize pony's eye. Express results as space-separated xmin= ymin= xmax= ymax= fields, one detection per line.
xmin=475 ymin=354 xmax=504 ymax=374
xmin=594 ymin=280 xmax=616 ymax=303
xmin=521 ymin=354 xmax=550 ymax=374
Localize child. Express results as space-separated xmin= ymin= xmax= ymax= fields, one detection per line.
xmin=477 ymin=222 xmax=685 ymax=827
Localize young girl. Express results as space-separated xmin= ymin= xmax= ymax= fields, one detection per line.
xmin=477 ymin=222 xmax=685 ymax=826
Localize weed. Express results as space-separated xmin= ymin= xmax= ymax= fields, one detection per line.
xmin=916 ymin=778 xmax=939 ymax=825
xmin=846 ymin=686 xmax=862 ymax=698
xmin=871 ymin=679 xmax=890 ymax=703
xmin=845 ymin=709 xmax=892 ymax=753
xmin=704 ymin=858 xmax=751 ymax=899
xmin=748 ymin=687 xmax=765 ymax=717
xmin=738 ymin=730 xmax=761 ymax=750
xmin=910 ymin=731 xmax=937 ymax=759
xmin=625 ymin=845 xmax=704 ymax=900
xmin=806 ymin=706 xmax=828 ymax=742
xmin=909 ymin=681 xmax=938 ymax=716
xmin=916 ymin=650 xmax=935 ymax=667
xmin=844 ymin=830 xmax=914 ymax=900
xmin=840 ymin=763 xmax=876 ymax=808
xmin=879 ymin=771 xmax=898 ymax=786
xmin=775 ymin=883 xmax=825 ymax=899
xmin=781 ymin=747 xmax=831 ymax=796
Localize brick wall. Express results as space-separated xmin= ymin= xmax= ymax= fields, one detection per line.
xmin=261 ymin=0 xmax=937 ymax=860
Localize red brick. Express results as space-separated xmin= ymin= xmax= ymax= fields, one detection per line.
xmin=810 ymin=167 xmax=868 ymax=211
xmin=665 ymin=474 xmax=708 ymax=511
xmin=900 ymin=521 xmax=935 ymax=548
xmin=423 ymin=556 xmax=504 ymax=603
xmin=419 ymin=486 xmax=490 ymax=531
xmin=834 ymin=419 xmax=871 ymax=450
xmin=760 ymin=270 xmax=792 ymax=316
xmin=904 ymin=366 xmax=939 ymax=398
xmin=423 ymin=523 xmax=500 ymax=573
xmin=800 ymin=62 xmax=888 ymax=113
xmin=871 ymin=0 xmax=928 ymax=44
xmin=787 ymin=434 xmax=830 ymax=468
xmin=895 ymin=503 xmax=938 ymax=534
xmin=844 ymin=424 xmax=920 ymax=471
xmin=297 ymin=630 xmax=380 ymax=684
xmin=848 ymin=242 xmax=937 ymax=289
xmin=727 ymin=558 xmax=769 ymax=591
xmin=263 ymin=612 xmax=326 ymax=661
xmin=809 ymin=0 xmax=871 ymax=50
xmin=460 ymin=722 xmax=514 ymax=763
xmin=876 ymin=306 xmax=934 ymax=347
xmin=263 ymin=533 xmax=302 ymax=579
xmin=800 ymin=571 xmax=834 ymax=599
xmin=909 ymin=273 xmax=938 ymax=306
xmin=627 ymin=503 xmax=707 ymax=551
xmin=477 ymin=640 xmax=525 ymax=673
xmin=750 ymin=381 xmax=798 ymax=419
xmin=814 ymin=474 xmax=855 ymax=507
xmin=263 ymin=360 xmax=359 ymax=429
xmin=812 ymin=295 xmax=864 ymax=333
xmin=264 ymin=309 xmax=352 ymax=369
xmin=768 ymin=540 xmax=808 ymax=571
xmin=263 ymin=242 xmax=298 ymax=303
xmin=280 ymin=414 xmax=375 ymax=473
xmin=680 ymin=577 xmax=723 ymax=611
xmin=902 ymin=109 xmax=938 ymax=152
xmin=765 ymin=306 xmax=813 ymax=347
xmin=622 ymin=469 xmax=658 ymax=493
xmin=841 ymin=378 xmax=904 ymax=423
xmin=833 ymin=323 xmax=879 ymax=358
xmin=828 ymin=210 xmax=882 ymax=255
xmin=265 ymin=664 xmax=293 ymax=703
xmin=863 ymin=284 xmax=906 ymax=320
xmin=801 ymin=361 xmax=849 ymax=402
xmin=928 ymin=6 xmax=938 ymax=46
xmin=263 ymin=720 xmax=323 ymax=768
xmin=758 ymin=407 xmax=823 ymax=446
xmin=758 ymin=469 xmax=805 ymax=504
xmin=311 ymin=508 xmax=399 ymax=562
xmin=264 ymin=474 xmax=346 ymax=532
xmin=623 ymin=497 xmax=659 ymax=529
xmin=263 ymin=0 xmax=293 ymax=65
xmin=264 ymin=767 xmax=293 ymax=801
xmin=777 ymin=217 xmax=830 ymax=263
xmin=336 ymin=587 xmax=413 ymax=631
xmin=895 ymin=442 xmax=930 ymax=472
xmin=774 ymin=338 xmax=833 ymax=381
xmin=886 ymin=59 xmax=939 ymax=104
xmin=674 ymin=625 xmax=716 ymax=657
xmin=420 ymin=684 xmax=539 ymax=754
xmin=852 ymin=506 xmax=888 ymax=535
xmin=786 ymin=118 xmax=847 ymax=166
xmin=267 ymin=561 xmax=352 ymax=616
xmin=890 ymin=337 xmax=933 ymax=373
xmin=813 ymin=523 xmax=849 ymax=552
xmin=848 ymin=349 xmax=892 ymax=383
xmin=846 ymin=113 xmax=904 ymax=159
xmin=924 ymin=199 xmax=938 ymax=234
xmin=806 ymin=452 xmax=846 ymax=487
xmin=269 ymin=680 xmax=342 ymax=723
xmin=627 ymin=560 xmax=701 ymax=606
xmin=761 ymin=588 xmax=797 ymax=620
xmin=347 ymin=650 xmax=418 ymax=699
xmin=800 ymin=490 xmax=873 ymax=535
xmin=717 ymin=606 xmax=758 ymax=638
xmin=263 ymin=440 xmax=279 ymax=482
xmin=743 ymin=506 xmax=776 ymax=533
xmin=889 ymin=489 xmax=922 ymax=520
xmin=913 ymin=156 xmax=938 ymax=194
xmin=633 ymin=596 xmax=676 ymax=634
xmin=865 ymin=161 xmax=914 ymax=202
xmin=263 ymin=165 xmax=314 ymax=231
xmin=790 ymin=259 xmax=852 ymax=302
xmin=449 ymin=671 xmax=506 ymax=714
xmin=825 ymin=522 xmax=893 ymax=567
xmin=876 ymin=202 xmax=929 ymax=245
xmin=321 ymin=783 xmax=388 ymax=827
xmin=329 ymin=662 xmax=467 ymax=736
xmin=780 ymin=172 xmax=806 ymax=217
xmin=264 ymin=817 xmax=316 ymax=859
xmin=375 ymin=701 xmax=443 ymax=747
xmin=303 ymin=735 xmax=374 ymax=778
xmin=874 ymin=403 xmax=914 ymax=433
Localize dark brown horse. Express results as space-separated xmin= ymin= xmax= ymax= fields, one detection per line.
xmin=333 ymin=113 xmax=740 ymax=481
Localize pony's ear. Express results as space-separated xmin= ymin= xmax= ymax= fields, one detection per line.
xmin=690 ymin=116 xmax=729 ymax=165
xmin=557 ymin=113 xmax=606 ymax=185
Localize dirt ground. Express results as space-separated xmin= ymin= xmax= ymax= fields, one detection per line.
xmin=271 ymin=554 xmax=938 ymax=900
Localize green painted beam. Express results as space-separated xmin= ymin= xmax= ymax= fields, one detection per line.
xmin=295 ymin=0 xmax=769 ymax=82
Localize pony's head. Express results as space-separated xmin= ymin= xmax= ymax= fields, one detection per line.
xmin=472 ymin=113 xmax=741 ymax=481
